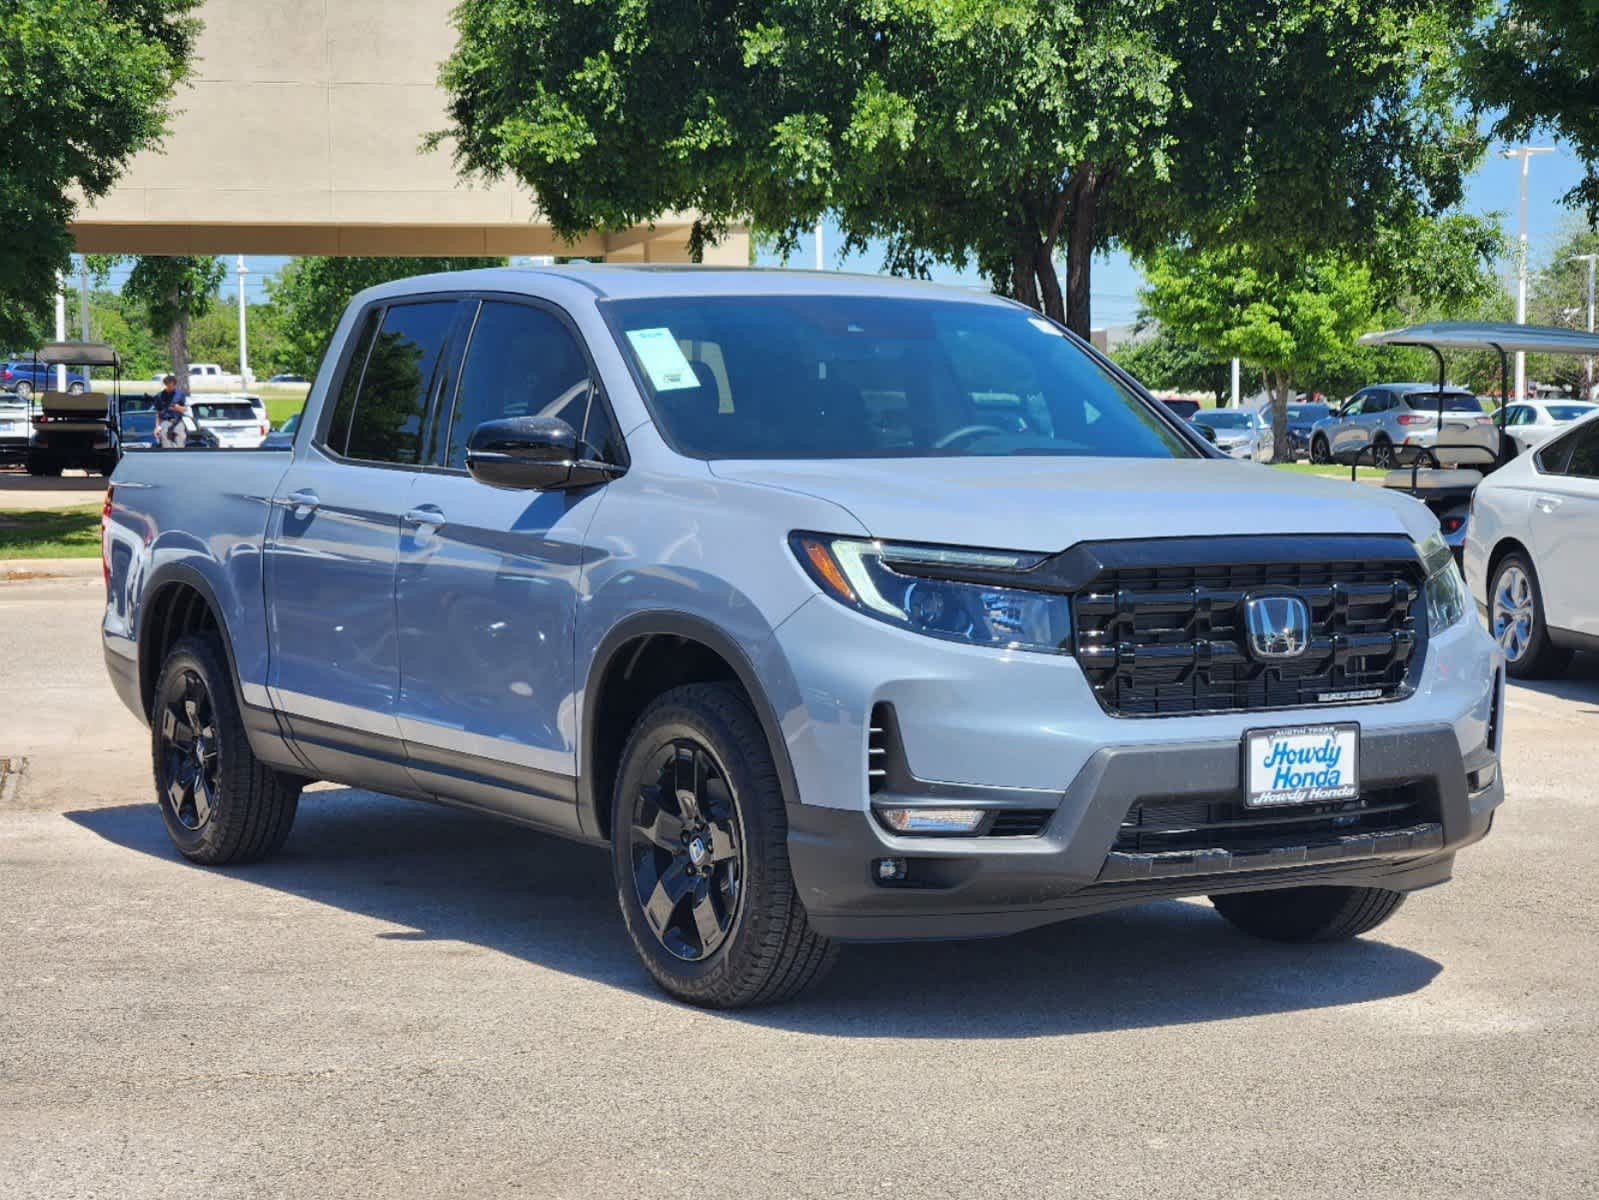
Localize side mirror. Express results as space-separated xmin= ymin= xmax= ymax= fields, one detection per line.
xmin=465 ymin=415 xmax=621 ymax=491
xmin=1196 ymin=422 xmax=1218 ymax=444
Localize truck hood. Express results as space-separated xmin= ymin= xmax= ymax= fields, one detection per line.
xmin=709 ymin=457 xmax=1437 ymax=550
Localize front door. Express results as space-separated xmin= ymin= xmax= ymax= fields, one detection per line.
xmin=264 ymin=298 xmax=461 ymax=790
xmin=1529 ymin=420 xmax=1599 ymax=637
xmin=394 ymin=299 xmax=620 ymax=832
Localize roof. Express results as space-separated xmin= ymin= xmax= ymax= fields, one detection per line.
xmin=34 ymin=341 xmax=120 ymax=367
xmin=1359 ymin=321 xmax=1599 ymax=356
xmin=359 ymin=264 xmax=1013 ymax=306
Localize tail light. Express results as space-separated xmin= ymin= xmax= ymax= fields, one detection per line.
xmin=1396 ymin=413 xmax=1431 ymax=425
xmin=101 ymin=485 xmax=114 ymax=587
xmin=1441 ymin=514 xmax=1465 ymax=534
xmin=260 ymin=420 xmax=269 ymax=435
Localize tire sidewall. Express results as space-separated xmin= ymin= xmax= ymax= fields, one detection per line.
xmin=1492 ymin=552 xmax=1554 ymax=678
xmin=610 ymin=694 xmax=785 ymax=1001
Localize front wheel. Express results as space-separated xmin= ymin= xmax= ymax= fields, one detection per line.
xmin=1371 ymin=435 xmax=1395 ymax=469
xmin=25 ymin=458 xmax=61 ymax=477
xmin=1309 ymin=435 xmax=1331 ymax=464
xmin=152 ymin=633 xmax=302 ymax=863
xmin=1491 ymin=553 xmax=1572 ymax=679
xmin=1210 ymin=885 xmax=1405 ymax=942
xmin=611 ymin=683 xmax=836 ymax=1008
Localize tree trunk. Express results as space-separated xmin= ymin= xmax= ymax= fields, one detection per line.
xmin=1267 ymin=370 xmax=1294 ymax=463
xmin=1063 ymin=184 xmax=1095 ymax=339
xmin=1012 ymin=244 xmax=1041 ymax=312
xmin=1034 ymin=243 xmax=1065 ymax=325
xmin=168 ymin=312 xmax=190 ymax=384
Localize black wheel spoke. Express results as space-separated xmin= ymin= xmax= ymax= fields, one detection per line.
xmin=634 ymin=785 xmax=686 ymax=850
xmin=706 ymin=819 xmax=737 ymax=863
xmin=674 ymin=744 xmax=700 ymax=821
xmin=643 ymin=860 xmax=693 ymax=938
xmin=161 ymin=701 xmax=194 ymax=749
xmin=157 ymin=668 xmax=218 ymax=833
xmin=690 ymin=882 xmax=724 ymax=952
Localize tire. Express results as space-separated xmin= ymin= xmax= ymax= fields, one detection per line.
xmin=14 ymin=380 xmax=32 ymax=400
xmin=1490 ymin=552 xmax=1572 ymax=679
xmin=67 ymin=381 xmax=85 ymax=395
xmin=1210 ymin=885 xmax=1406 ymax=942
xmin=1371 ymin=435 xmax=1395 ymax=469
xmin=25 ymin=459 xmax=61 ymax=477
xmin=1309 ymin=434 xmax=1330 ymax=464
xmin=151 ymin=633 xmax=301 ymax=864
xmin=611 ymin=682 xmax=836 ymax=1008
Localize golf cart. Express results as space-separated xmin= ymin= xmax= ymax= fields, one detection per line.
xmin=1351 ymin=321 xmax=1599 ymax=559
xmin=24 ymin=341 xmax=122 ymax=476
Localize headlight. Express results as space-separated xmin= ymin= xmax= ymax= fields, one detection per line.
xmin=1418 ymin=532 xmax=1468 ymax=633
xmin=790 ymin=533 xmax=1072 ymax=653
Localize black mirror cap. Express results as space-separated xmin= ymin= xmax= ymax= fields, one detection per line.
xmin=466 ymin=415 xmax=581 ymax=490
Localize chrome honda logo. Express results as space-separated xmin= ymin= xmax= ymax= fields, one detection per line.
xmin=1244 ymin=594 xmax=1310 ymax=660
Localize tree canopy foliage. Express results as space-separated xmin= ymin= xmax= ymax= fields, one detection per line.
xmin=435 ymin=0 xmax=1483 ymax=334
xmin=0 ymin=0 xmax=198 ymax=348
xmin=267 ymin=256 xmax=505 ymax=376
xmin=1469 ymin=1 xmax=1599 ymax=219
xmin=1139 ymin=214 xmax=1504 ymax=458
xmin=1110 ymin=327 xmax=1232 ymax=405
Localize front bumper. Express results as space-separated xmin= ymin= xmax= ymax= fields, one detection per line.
xmin=790 ymin=723 xmax=1499 ymax=940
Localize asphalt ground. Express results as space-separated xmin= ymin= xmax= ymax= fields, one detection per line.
xmin=1 ymin=575 xmax=1595 ymax=1199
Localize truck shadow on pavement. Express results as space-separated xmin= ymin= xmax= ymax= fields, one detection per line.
xmin=1506 ymin=653 xmax=1599 ymax=713
xmin=69 ymin=788 xmax=1442 ymax=1037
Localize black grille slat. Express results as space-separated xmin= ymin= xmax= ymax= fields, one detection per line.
xmin=1072 ymin=553 xmax=1425 ymax=717
xmin=985 ymin=809 xmax=1054 ymax=838
xmin=1113 ymin=786 xmax=1425 ymax=855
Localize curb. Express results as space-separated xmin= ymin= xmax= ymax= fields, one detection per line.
xmin=0 ymin=557 xmax=102 ymax=582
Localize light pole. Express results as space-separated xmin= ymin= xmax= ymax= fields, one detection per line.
xmin=53 ymin=271 xmax=67 ymax=391
xmin=814 ymin=218 xmax=824 ymax=271
xmin=236 ymin=255 xmax=249 ymax=385
xmin=78 ymin=256 xmax=90 ymax=343
xmin=1573 ymin=252 xmax=1598 ymax=399
xmin=1502 ymin=146 xmax=1554 ymax=402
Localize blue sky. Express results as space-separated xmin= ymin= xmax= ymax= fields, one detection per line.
xmin=83 ymin=141 xmax=1592 ymax=324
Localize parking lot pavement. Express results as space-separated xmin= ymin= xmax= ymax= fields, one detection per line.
xmin=1 ymin=577 xmax=1595 ymax=1200
xmin=0 ymin=469 xmax=108 ymax=511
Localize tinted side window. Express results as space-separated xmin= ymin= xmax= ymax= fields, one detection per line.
xmin=1565 ymin=422 xmax=1599 ymax=479
xmin=323 ymin=306 xmax=380 ymax=456
xmin=346 ymin=301 xmax=457 ymax=465
xmin=446 ymin=301 xmax=593 ymax=471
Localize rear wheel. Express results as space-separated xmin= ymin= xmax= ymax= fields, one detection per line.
xmin=67 ymin=381 xmax=85 ymax=395
xmin=611 ymin=683 xmax=835 ymax=1008
xmin=1371 ymin=435 xmax=1395 ymax=469
xmin=152 ymin=633 xmax=301 ymax=864
xmin=14 ymin=380 xmax=32 ymax=401
xmin=1491 ymin=552 xmax=1571 ymax=679
xmin=1309 ymin=434 xmax=1331 ymax=464
xmin=1211 ymin=885 xmax=1405 ymax=942
xmin=25 ymin=458 xmax=60 ymax=477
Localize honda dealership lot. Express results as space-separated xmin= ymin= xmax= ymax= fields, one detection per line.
xmin=1 ymin=571 xmax=1595 ymax=1199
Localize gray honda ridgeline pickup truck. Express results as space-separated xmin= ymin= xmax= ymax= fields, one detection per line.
xmin=102 ymin=267 xmax=1504 ymax=1008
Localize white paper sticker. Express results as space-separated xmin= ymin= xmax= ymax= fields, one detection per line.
xmin=625 ymin=327 xmax=699 ymax=391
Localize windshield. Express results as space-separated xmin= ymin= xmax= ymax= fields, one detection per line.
xmin=1194 ymin=410 xmax=1253 ymax=430
xmin=606 ymin=296 xmax=1193 ymax=460
xmin=191 ymin=403 xmax=256 ymax=421
xmin=1548 ymin=404 xmax=1596 ymax=422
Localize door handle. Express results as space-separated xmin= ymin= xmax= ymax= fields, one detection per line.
xmin=1535 ymin=495 xmax=1563 ymax=514
xmin=404 ymin=505 xmax=447 ymax=528
xmin=284 ymin=488 xmax=319 ymax=514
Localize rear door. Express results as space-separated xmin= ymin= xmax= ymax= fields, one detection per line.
xmin=1529 ymin=419 xmax=1599 ymax=636
xmin=394 ymin=297 xmax=622 ymax=831
xmin=263 ymin=298 xmax=462 ymax=790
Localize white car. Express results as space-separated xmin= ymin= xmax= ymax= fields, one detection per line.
xmin=187 ymin=398 xmax=269 ymax=448
xmin=1500 ymin=399 xmax=1597 ymax=455
xmin=1464 ymin=411 xmax=1599 ymax=676
xmin=1191 ymin=407 xmax=1274 ymax=462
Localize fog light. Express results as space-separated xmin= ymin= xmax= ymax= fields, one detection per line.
xmin=875 ymin=807 xmax=986 ymax=835
xmin=1468 ymin=762 xmax=1498 ymax=794
xmin=875 ymin=857 xmax=908 ymax=882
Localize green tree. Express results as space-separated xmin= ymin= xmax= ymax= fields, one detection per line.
xmin=92 ymin=255 xmax=226 ymax=380
xmin=1110 ymin=326 xmax=1231 ymax=405
xmin=433 ymin=0 xmax=1481 ymax=335
xmin=1526 ymin=219 xmax=1599 ymax=396
xmin=0 ymin=0 xmax=199 ymax=347
xmin=1468 ymin=2 xmax=1599 ymax=218
xmin=1140 ymin=214 xmax=1504 ymax=459
xmin=266 ymin=256 xmax=505 ymax=376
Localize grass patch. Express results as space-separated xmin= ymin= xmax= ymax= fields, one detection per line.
xmin=1273 ymin=462 xmax=1386 ymax=481
xmin=0 ymin=504 xmax=103 ymax=559
xmin=264 ymin=394 xmax=305 ymax=426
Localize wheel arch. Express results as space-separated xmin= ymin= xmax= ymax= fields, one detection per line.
xmin=579 ymin=612 xmax=802 ymax=844
xmin=1486 ymin=536 xmax=1533 ymax=596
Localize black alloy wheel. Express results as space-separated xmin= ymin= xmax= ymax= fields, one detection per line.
xmin=1309 ymin=435 xmax=1331 ymax=464
xmin=1372 ymin=436 xmax=1395 ymax=469
xmin=627 ymin=739 xmax=744 ymax=962
xmin=157 ymin=668 xmax=221 ymax=833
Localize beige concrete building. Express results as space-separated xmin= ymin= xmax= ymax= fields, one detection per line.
xmin=71 ymin=0 xmax=748 ymax=264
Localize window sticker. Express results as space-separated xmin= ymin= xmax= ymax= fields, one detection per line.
xmin=625 ymin=327 xmax=699 ymax=391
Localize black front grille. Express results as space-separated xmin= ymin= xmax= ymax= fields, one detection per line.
xmin=1113 ymin=785 xmax=1426 ymax=855
xmin=985 ymin=809 xmax=1054 ymax=837
xmin=1072 ymin=546 xmax=1425 ymax=716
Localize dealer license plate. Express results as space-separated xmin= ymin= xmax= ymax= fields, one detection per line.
xmin=1244 ymin=724 xmax=1360 ymax=808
